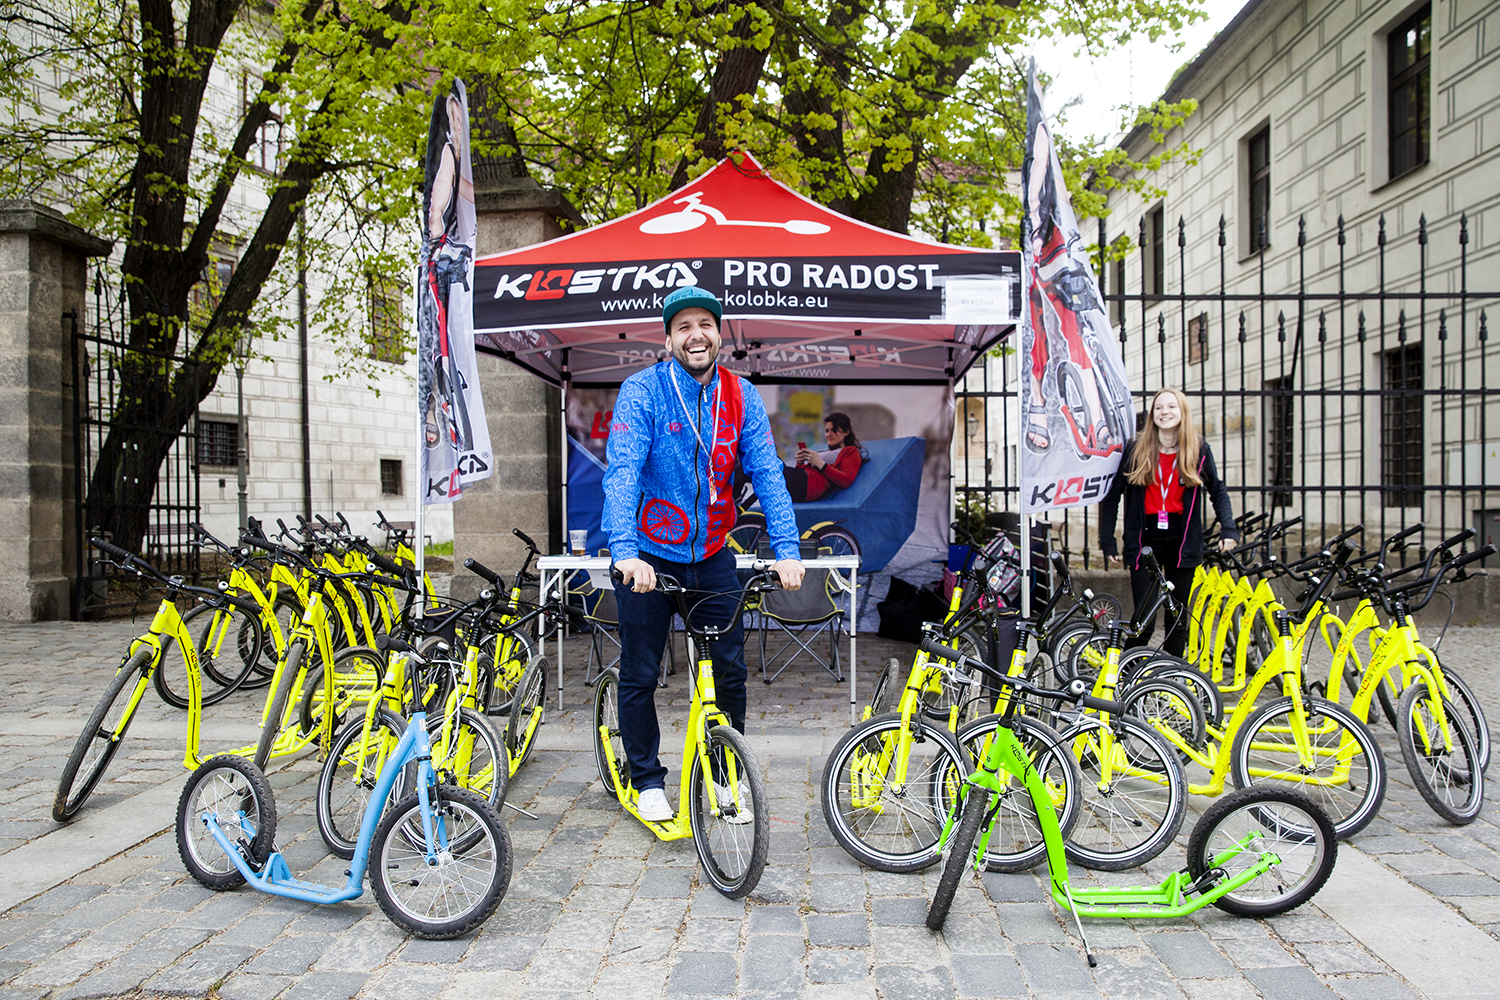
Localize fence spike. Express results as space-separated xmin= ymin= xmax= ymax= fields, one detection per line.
xmin=1398 ymin=309 xmax=1407 ymax=343
xmin=1460 ymin=212 xmax=1469 ymax=245
xmin=1357 ymin=310 xmax=1366 ymax=343
xmin=1119 ymin=321 xmax=1127 ymax=346
xmin=1318 ymin=311 xmax=1327 ymax=343
xmin=1238 ymin=312 xmax=1247 ymax=344
xmin=1158 ymin=313 xmax=1167 ymax=344
xmin=1178 ymin=215 xmax=1186 ymax=247
xmin=1298 ymin=215 xmax=1306 ymax=246
xmin=1481 ymin=310 xmax=1488 ymax=342
xmin=1337 ymin=215 xmax=1346 ymax=246
xmin=1277 ymin=311 xmax=1286 ymax=343
xmin=1419 ymin=213 xmax=1427 ymax=245
xmin=1218 ymin=214 xmax=1227 ymax=247
xmin=1378 ymin=215 xmax=1386 ymax=246
xmin=1438 ymin=309 xmax=1447 ymax=341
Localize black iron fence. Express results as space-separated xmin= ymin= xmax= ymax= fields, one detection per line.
xmin=73 ymin=265 xmax=201 ymax=618
xmin=954 ymin=209 xmax=1500 ymax=567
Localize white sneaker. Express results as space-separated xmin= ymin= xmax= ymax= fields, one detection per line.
xmin=636 ymin=787 xmax=673 ymax=821
xmin=713 ymin=780 xmax=754 ymax=825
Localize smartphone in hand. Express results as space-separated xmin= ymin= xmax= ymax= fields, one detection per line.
xmin=797 ymin=440 xmax=807 ymax=466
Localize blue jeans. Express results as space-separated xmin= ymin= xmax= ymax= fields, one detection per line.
xmin=614 ymin=546 xmax=747 ymax=791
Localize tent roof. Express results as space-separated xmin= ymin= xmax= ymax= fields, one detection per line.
xmin=471 ymin=154 xmax=1019 ymax=386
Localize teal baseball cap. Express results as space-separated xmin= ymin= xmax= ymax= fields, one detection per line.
xmin=662 ymin=285 xmax=722 ymax=332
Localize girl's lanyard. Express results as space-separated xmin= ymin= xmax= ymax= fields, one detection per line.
xmin=670 ymin=365 xmax=722 ymax=504
xmin=1157 ymin=453 xmax=1177 ymax=529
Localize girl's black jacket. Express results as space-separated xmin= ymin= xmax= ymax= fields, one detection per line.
xmin=1098 ymin=440 xmax=1239 ymax=570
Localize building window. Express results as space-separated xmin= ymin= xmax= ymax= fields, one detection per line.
xmin=368 ymin=275 xmax=407 ymax=364
xmin=1144 ymin=205 xmax=1166 ymax=297
xmin=197 ymin=419 xmax=238 ymax=468
xmin=380 ymin=459 xmax=403 ymax=496
xmin=1108 ymin=243 xmax=1127 ymax=330
xmin=1188 ymin=312 xmax=1209 ymax=365
xmin=1381 ymin=343 xmax=1424 ymax=507
xmin=1388 ymin=6 xmax=1431 ymax=181
xmin=1246 ymin=125 xmax=1271 ymax=253
xmin=1265 ymin=376 xmax=1293 ymax=506
xmin=189 ymin=256 xmax=234 ymax=323
xmin=242 ymin=73 xmax=284 ymax=174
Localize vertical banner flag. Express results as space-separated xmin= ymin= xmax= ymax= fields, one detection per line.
xmin=417 ymin=78 xmax=492 ymax=504
xmin=1018 ymin=70 xmax=1134 ymax=514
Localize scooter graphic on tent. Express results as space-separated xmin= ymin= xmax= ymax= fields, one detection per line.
xmin=639 ymin=191 xmax=831 ymax=235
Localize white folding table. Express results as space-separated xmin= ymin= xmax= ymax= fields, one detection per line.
xmin=536 ymin=553 xmax=861 ymax=723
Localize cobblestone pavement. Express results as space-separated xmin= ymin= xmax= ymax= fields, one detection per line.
xmin=1 ymin=617 xmax=1499 ymax=999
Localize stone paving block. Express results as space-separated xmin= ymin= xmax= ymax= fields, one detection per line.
xmin=1180 ymin=977 xmax=1260 ymax=1000
xmin=871 ymin=897 xmax=927 ymax=927
xmin=1244 ymin=965 xmax=1340 ymax=1000
xmin=980 ymin=871 xmax=1048 ymax=904
xmin=1382 ymin=851 xmax=1482 ymax=876
xmin=364 ymin=963 xmax=455 ymax=998
xmin=0 ymin=917 xmax=47 ymax=950
xmin=749 ymin=905 xmax=804 ymax=935
xmin=807 ymin=949 xmax=869 ymax=985
xmin=508 ymin=868 xmax=577 ymax=901
xmin=143 ymin=942 xmax=257 ymax=994
xmin=441 ymin=968 xmax=523 ymax=1000
xmin=874 ymin=963 xmax=956 ymax=1000
xmin=951 ymin=954 xmax=1026 ymax=998
xmin=521 ymin=945 xmax=601 ymax=991
xmin=462 ymin=933 xmax=543 ymax=972
xmin=308 ymin=918 xmax=406 ymax=972
xmin=580 ymin=856 xmax=645 ymax=886
xmin=141 ymin=883 xmax=209 ymax=911
xmin=749 ymin=865 xmax=808 ymax=905
xmin=1147 ymin=930 xmax=1235 ymax=979
xmin=11 ymin=884 xmax=104 ymax=915
xmin=667 ymin=951 xmax=738 ymax=995
xmin=1264 ymin=911 xmax=1353 ymax=943
xmin=0 ymin=925 xmax=85 ymax=964
xmin=591 ymin=961 xmax=670 ymax=996
xmin=622 ymin=897 xmax=691 ymax=928
xmin=934 ymin=913 xmax=1009 ymax=954
xmin=610 ymin=925 xmax=677 ymax=963
xmin=873 ymin=926 xmax=944 ymax=966
xmin=399 ymin=935 xmax=473 ymax=964
xmin=689 ymin=891 xmax=747 ymax=919
xmin=287 ymin=904 xmax=368 ymax=934
xmin=1346 ymin=833 xmax=1434 ymax=854
xmin=1089 ymin=949 xmax=1186 ymax=1000
xmin=543 ymin=908 xmax=619 ymax=949
xmin=242 ymin=932 xmax=336 ymax=977
xmin=1328 ymin=974 xmax=1423 ymax=1000
xmin=680 ymin=916 xmax=741 ymax=953
xmin=808 ymin=875 xmax=865 ymax=913
xmin=742 ymin=935 xmax=807 ymax=991
xmin=50 ymin=963 xmax=152 ymax=1000
xmin=809 ymin=847 xmax=863 ymax=876
xmin=565 ymin=883 xmax=635 ymax=911
xmin=1217 ymin=934 xmax=1298 ymax=968
xmin=280 ymin=970 xmax=369 ymax=1000
xmin=640 ymin=867 xmax=695 ymax=898
xmin=1296 ymin=943 xmax=1387 ymax=975
xmin=808 ymin=913 xmax=869 ymax=948
xmin=1408 ymin=873 xmax=1500 ymax=896
xmin=0 ymin=987 xmax=48 ymax=1000
xmin=990 ymin=902 xmax=1066 ymax=944
xmin=1014 ymin=942 xmax=1097 ymax=994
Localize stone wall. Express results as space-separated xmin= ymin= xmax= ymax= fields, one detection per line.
xmin=0 ymin=201 xmax=109 ymax=620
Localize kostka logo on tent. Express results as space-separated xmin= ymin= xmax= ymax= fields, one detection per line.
xmin=639 ymin=192 xmax=830 ymax=236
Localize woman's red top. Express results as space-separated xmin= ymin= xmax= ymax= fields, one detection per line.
xmin=805 ymin=446 xmax=863 ymax=501
xmin=1144 ymin=451 xmax=1184 ymax=515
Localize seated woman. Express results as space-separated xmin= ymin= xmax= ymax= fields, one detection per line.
xmin=783 ymin=412 xmax=863 ymax=503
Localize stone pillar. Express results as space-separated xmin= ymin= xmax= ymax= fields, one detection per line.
xmin=452 ymin=175 xmax=584 ymax=601
xmin=0 ymin=201 xmax=111 ymax=620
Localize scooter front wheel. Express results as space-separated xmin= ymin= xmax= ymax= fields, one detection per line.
xmin=1186 ymin=786 xmax=1336 ymax=917
xmin=176 ymin=755 xmax=277 ymax=890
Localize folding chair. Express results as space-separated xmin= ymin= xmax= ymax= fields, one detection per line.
xmin=755 ymin=551 xmax=848 ymax=685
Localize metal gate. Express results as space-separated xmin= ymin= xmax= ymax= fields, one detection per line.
xmin=954 ymin=210 xmax=1500 ymax=566
xmin=73 ymin=266 xmax=201 ymax=618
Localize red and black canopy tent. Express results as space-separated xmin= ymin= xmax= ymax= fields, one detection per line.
xmin=468 ymin=152 xmax=1021 ymax=523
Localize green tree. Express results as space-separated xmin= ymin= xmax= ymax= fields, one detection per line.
xmin=2 ymin=0 xmax=1199 ymax=552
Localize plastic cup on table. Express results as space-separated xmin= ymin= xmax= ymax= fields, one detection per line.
xmin=569 ymin=529 xmax=588 ymax=556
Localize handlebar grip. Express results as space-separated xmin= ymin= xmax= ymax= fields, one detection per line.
xmin=1049 ymin=550 xmax=1067 ymax=568
xmin=1140 ymin=546 xmax=1160 ymax=572
xmin=367 ymin=551 xmax=405 ymax=576
xmin=368 ymin=573 xmax=407 ymax=590
xmin=1270 ymin=515 xmax=1304 ymax=535
xmin=338 ymin=512 xmax=351 ymax=531
xmin=1330 ymin=523 xmax=1365 ymax=546
xmin=91 ymin=537 xmax=139 ymax=565
xmin=1438 ymin=527 xmax=1477 ymax=551
xmin=375 ymin=634 xmax=411 ymax=654
xmin=513 ymin=528 xmax=538 ymax=552
xmin=223 ymin=594 xmax=262 ymax=616
xmin=1386 ymin=522 xmax=1424 ymax=546
xmin=1066 ymin=679 xmax=1127 ymax=714
xmin=918 ymin=637 xmax=965 ymax=662
xmin=464 ymin=557 xmax=503 ymax=585
xmin=1452 ymin=544 xmax=1496 ymax=569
